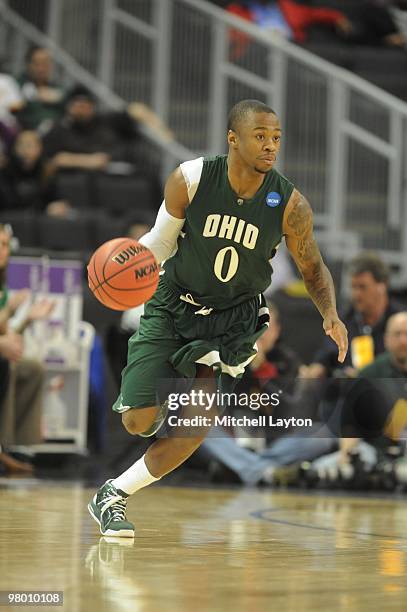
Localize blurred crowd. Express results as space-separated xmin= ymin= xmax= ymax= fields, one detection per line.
xmin=1 ymin=44 xmax=407 ymax=495
xmin=0 ymin=222 xmax=55 ymax=473
xmin=209 ymin=0 xmax=407 ymax=99
xmin=0 ymin=45 xmax=173 ymax=473
xmin=212 ymin=0 xmax=407 ymax=48
xmin=0 ymin=46 xmax=171 ymax=252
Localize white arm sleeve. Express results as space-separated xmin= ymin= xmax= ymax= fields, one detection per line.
xmin=139 ymin=202 xmax=185 ymax=264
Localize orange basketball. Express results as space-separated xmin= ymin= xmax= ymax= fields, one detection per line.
xmin=87 ymin=238 xmax=159 ymax=311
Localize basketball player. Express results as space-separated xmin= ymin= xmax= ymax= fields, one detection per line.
xmin=88 ymin=100 xmax=348 ymax=537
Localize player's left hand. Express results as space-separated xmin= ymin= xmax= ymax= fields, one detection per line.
xmin=323 ymin=314 xmax=348 ymax=363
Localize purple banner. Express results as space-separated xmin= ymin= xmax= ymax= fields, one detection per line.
xmin=8 ymin=257 xmax=82 ymax=295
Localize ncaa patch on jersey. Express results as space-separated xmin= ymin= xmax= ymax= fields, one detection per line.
xmin=266 ymin=192 xmax=282 ymax=207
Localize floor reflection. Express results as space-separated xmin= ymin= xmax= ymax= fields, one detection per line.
xmin=1 ymin=483 xmax=407 ymax=611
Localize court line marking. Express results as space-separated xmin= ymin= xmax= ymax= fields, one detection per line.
xmin=250 ymin=508 xmax=406 ymax=540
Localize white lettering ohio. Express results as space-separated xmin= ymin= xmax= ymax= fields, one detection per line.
xmin=203 ymin=214 xmax=259 ymax=250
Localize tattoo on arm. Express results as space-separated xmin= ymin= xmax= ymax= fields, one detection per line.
xmin=285 ymin=191 xmax=336 ymax=317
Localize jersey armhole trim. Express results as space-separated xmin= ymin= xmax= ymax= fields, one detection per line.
xmin=180 ymin=157 xmax=204 ymax=203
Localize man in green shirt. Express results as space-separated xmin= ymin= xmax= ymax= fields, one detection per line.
xmin=359 ymin=311 xmax=407 ymax=379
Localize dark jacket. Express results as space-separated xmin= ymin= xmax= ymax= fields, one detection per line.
xmin=0 ymin=154 xmax=55 ymax=212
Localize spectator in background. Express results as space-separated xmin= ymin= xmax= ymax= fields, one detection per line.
xmin=341 ymin=0 xmax=407 ymax=49
xmin=42 ymin=85 xmax=162 ymax=218
xmin=0 ymin=130 xmax=57 ymax=213
xmin=0 ymin=224 xmax=54 ymax=469
xmin=310 ymin=311 xmax=407 ymax=481
xmin=293 ymin=254 xmax=404 ymax=484
xmin=16 ymin=47 xmax=64 ymax=132
xmin=0 ymin=356 xmax=33 ymax=474
xmin=43 ymin=85 xmax=122 ymax=174
xmin=0 ymin=66 xmax=23 ymax=154
xmin=225 ymin=1 xmax=407 ymax=48
xmin=246 ymin=301 xmax=299 ymax=389
xmin=339 ymin=312 xmax=407 ymax=457
xmin=226 ymin=0 xmax=351 ymax=44
xmin=44 ymin=84 xmax=172 ymax=170
xmin=301 ymin=252 xmax=404 ymax=379
xmin=278 ymin=0 xmax=352 ymax=42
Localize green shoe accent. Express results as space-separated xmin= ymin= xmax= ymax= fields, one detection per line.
xmin=88 ymin=479 xmax=135 ymax=538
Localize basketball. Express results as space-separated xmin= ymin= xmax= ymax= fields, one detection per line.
xmin=87 ymin=238 xmax=159 ymax=310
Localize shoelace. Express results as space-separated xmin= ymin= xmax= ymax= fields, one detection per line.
xmin=100 ymin=488 xmax=127 ymax=522
xmin=109 ymin=497 xmax=127 ymax=521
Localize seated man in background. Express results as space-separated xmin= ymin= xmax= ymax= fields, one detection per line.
xmin=294 ymin=252 xmax=404 ymax=482
xmin=0 ymin=224 xmax=54 ymax=468
xmin=42 ymin=85 xmax=162 ymax=218
xmin=328 ymin=311 xmax=407 ymax=474
xmin=43 ymin=85 xmax=131 ymax=178
xmin=302 ymin=252 xmax=404 ymax=379
xmin=16 ymin=46 xmax=64 ymax=132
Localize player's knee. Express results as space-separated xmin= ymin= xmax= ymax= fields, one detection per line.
xmin=122 ymin=406 xmax=159 ymax=435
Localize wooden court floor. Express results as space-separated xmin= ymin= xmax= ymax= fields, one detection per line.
xmin=0 ymin=481 xmax=406 ymax=612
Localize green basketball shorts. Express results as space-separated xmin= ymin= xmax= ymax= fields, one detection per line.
xmin=112 ymin=275 xmax=269 ymax=415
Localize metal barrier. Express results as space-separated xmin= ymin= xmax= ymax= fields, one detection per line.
xmin=2 ymin=0 xmax=407 ymax=282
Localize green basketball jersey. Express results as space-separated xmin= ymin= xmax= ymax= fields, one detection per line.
xmin=163 ymin=154 xmax=294 ymax=309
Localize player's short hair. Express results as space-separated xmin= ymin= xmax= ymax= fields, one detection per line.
xmin=348 ymin=252 xmax=390 ymax=284
xmin=227 ymin=99 xmax=276 ymax=132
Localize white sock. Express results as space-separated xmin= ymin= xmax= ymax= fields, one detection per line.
xmin=112 ymin=455 xmax=160 ymax=495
